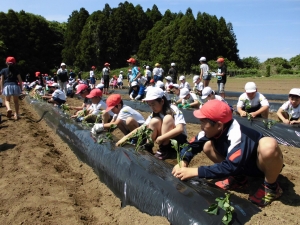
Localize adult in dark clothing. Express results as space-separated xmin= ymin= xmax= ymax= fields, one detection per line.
xmin=168 ymin=62 xmax=178 ymax=83
xmin=172 ymin=100 xmax=283 ymax=207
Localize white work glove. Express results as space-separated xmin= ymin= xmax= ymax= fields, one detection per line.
xmin=91 ymin=123 xmax=104 ymax=135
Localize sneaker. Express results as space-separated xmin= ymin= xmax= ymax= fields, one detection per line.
xmin=215 ymin=176 xmax=248 ymax=190
xmin=249 ymin=183 xmax=283 ymax=207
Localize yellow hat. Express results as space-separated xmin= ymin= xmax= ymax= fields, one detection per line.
xmin=155 ymin=63 xmax=160 ymax=67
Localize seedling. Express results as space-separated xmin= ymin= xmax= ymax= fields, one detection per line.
xmin=170 ymin=139 xmax=191 ymax=167
xmin=95 ymin=111 xmax=103 ymax=123
xmin=204 ymin=193 xmax=234 ymax=225
xmin=244 ymin=99 xmax=251 ymax=110
xmin=246 ymin=112 xmax=253 ymax=122
xmin=95 ymin=124 xmax=117 ymax=144
xmin=121 ymin=125 xmax=153 ymax=151
xmin=283 ymin=106 xmax=293 ymax=122
xmin=61 ymin=104 xmax=70 ymax=113
xmin=262 ymin=119 xmax=277 ymax=129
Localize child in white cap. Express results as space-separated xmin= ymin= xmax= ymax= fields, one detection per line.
xmin=116 ymin=87 xmax=187 ymax=160
xmin=237 ymin=82 xmax=269 ymax=118
xmin=178 ymin=88 xmax=201 ymax=109
xmin=277 ymin=88 xmax=300 ymax=124
xmin=192 ymin=75 xmax=203 ymax=96
xmin=179 ymin=76 xmax=191 ymax=90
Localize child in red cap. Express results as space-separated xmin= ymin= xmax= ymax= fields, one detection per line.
xmin=172 ymin=100 xmax=283 ymax=207
xmin=0 ymin=56 xmax=23 ymax=120
xmin=91 ymin=94 xmax=145 ymax=135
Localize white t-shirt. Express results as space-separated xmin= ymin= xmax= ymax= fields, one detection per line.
xmin=144 ymin=104 xmax=187 ymax=135
xmin=67 ymin=83 xmax=73 ymax=91
xmin=90 ymin=70 xmax=95 ymax=78
xmin=145 ymin=69 xmax=152 ymax=78
xmin=165 ymin=81 xmax=173 ymax=90
xmin=237 ymin=92 xmax=269 ymax=108
xmin=184 ymin=92 xmax=200 ymax=105
xmin=159 ymin=68 xmax=164 ymax=77
xmin=152 ymin=67 xmax=160 ymax=77
xmin=88 ymin=100 xmax=114 ymax=116
xmin=96 ymin=83 xmax=104 ymax=89
xmin=179 ymin=81 xmax=191 ymax=90
xmin=280 ymin=101 xmax=300 ymax=119
xmin=200 ymin=64 xmax=209 ymax=75
xmin=117 ymin=105 xmax=145 ymax=124
xmin=118 ymin=74 xmax=123 ymax=82
xmin=194 ymin=82 xmax=203 ymax=91
xmin=52 ymin=89 xmax=66 ymax=101
xmin=102 ymin=67 xmax=109 ymax=76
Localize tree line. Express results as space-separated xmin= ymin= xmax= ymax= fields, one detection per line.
xmin=0 ymin=2 xmax=299 ymax=79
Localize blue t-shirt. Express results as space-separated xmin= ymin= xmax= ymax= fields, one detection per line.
xmin=130 ymin=66 xmax=139 ymax=82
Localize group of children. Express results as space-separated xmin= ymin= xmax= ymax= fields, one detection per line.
xmin=2 ymin=56 xmax=300 ymax=208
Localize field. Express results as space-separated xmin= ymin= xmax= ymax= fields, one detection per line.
xmin=0 ymin=76 xmax=300 ymax=224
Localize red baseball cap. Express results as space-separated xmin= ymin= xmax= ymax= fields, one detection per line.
xmin=127 ymin=57 xmax=136 ymax=64
xmin=104 ymin=62 xmax=110 ymax=66
xmin=193 ymin=100 xmax=232 ymax=123
xmin=106 ymin=94 xmax=122 ymax=112
xmin=86 ymin=88 xmax=103 ymax=98
xmin=6 ymin=56 xmax=16 ymax=64
xmin=91 ymin=66 xmax=95 ymax=69
xmin=35 ymin=71 xmax=41 ymax=77
xmin=216 ymin=58 xmax=225 ymax=63
xmin=150 ymin=79 xmax=155 ymax=83
xmin=76 ymin=84 xmax=89 ymax=94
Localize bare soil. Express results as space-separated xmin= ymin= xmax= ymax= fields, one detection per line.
xmin=1 ymin=77 xmax=300 ymax=224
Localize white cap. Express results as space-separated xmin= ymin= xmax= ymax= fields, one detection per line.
xmin=143 ymin=87 xmax=165 ymax=101
xmin=34 ymin=85 xmax=42 ymax=90
xmin=146 ymin=66 xmax=150 ymax=69
xmin=289 ymin=88 xmax=300 ymax=96
xmin=170 ymin=84 xmax=179 ymax=89
xmin=61 ymin=62 xmax=66 ymax=67
xmin=120 ymin=71 xmax=123 ymax=73
xmin=131 ymin=81 xmax=138 ymax=87
xmin=245 ymin=82 xmax=257 ymax=93
xmin=171 ymin=62 xmax=176 ymax=66
xmin=165 ymin=76 xmax=172 ymax=81
xmin=179 ymin=75 xmax=185 ymax=81
xmin=193 ymin=75 xmax=200 ymax=83
xmin=50 ymin=83 xmax=59 ymax=88
xmin=155 ymin=80 xmax=164 ymax=88
xmin=199 ymin=57 xmax=206 ymax=62
xmin=179 ymin=88 xmax=190 ymax=99
xmin=201 ymin=87 xmax=213 ymax=99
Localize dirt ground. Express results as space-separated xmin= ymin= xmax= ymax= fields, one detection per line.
xmin=1 ymin=77 xmax=300 ymax=224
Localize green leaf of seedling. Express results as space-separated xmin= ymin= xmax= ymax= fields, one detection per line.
xmin=98 ymin=138 xmax=104 ymax=144
xmin=222 ymin=211 xmax=233 ymax=225
xmin=204 ymin=203 xmax=219 ymax=215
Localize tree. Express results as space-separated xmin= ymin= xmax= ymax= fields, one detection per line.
xmin=290 ymin=54 xmax=300 ymax=68
xmin=241 ymin=57 xmax=260 ymax=69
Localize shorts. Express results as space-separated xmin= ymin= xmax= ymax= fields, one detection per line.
xmin=203 ymin=75 xmax=211 ymax=80
xmin=90 ymin=77 xmax=96 ymax=84
xmin=242 ymin=160 xmax=265 ymax=178
xmin=52 ymin=97 xmax=66 ymax=105
xmin=118 ymin=82 xmax=123 ymax=86
xmin=217 ymin=83 xmax=225 ymax=94
xmin=159 ymin=133 xmax=187 ymax=153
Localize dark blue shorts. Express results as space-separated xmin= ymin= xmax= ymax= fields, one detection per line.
xmin=90 ymin=77 xmax=96 ymax=84
xmin=53 ymin=97 xmax=66 ymax=105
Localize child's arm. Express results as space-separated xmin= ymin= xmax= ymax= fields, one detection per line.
xmin=277 ymin=107 xmax=290 ymax=124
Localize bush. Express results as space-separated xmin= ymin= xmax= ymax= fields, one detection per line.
xmin=280 ymin=69 xmax=294 ymax=74
xmin=266 ymin=65 xmax=271 ymax=77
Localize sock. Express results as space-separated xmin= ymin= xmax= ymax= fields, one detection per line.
xmin=264 ymin=180 xmax=278 ymax=190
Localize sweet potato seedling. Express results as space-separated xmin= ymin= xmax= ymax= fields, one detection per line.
xmin=262 ymin=119 xmax=277 ymax=129
xmin=170 ymin=139 xmax=191 ymax=167
xmin=204 ymin=193 xmax=234 ymax=225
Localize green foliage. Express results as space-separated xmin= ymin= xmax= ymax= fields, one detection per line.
xmin=264 ymin=57 xmax=291 ymax=69
xmin=241 ymin=56 xmax=260 ymax=69
xmin=170 ymin=139 xmax=191 ymax=167
xmin=290 ymin=54 xmax=300 ymax=68
xmin=204 ymin=193 xmax=234 ymax=225
xmin=266 ymin=65 xmax=271 ymax=77
xmin=262 ymin=119 xmax=277 ymax=129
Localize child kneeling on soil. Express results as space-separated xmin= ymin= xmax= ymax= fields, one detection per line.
xmin=277 ymin=88 xmax=300 ymax=125
xmin=77 ymin=88 xmax=114 ymax=123
xmin=70 ymin=84 xmax=92 ymax=119
xmin=172 ymin=100 xmax=283 ymax=207
xmin=116 ymin=87 xmax=187 ymax=160
xmin=42 ymin=83 xmax=66 ymax=105
xmin=178 ymin=88 xmax=201 ymax=109
xmin=91 ymin=94 xmax=145 ymax=136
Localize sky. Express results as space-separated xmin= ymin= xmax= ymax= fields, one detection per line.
xmin=2 ymin=0 xmax=300 ymax=62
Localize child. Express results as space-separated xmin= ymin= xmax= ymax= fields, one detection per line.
xmin=42 ymin=83 xmax=66 ymax=105
xmin=192 ymin=75 xmax=204 ymax=96
xmin=116 ymin=87 xmax=187 ymax=160
xmin=199 ymin=57 xmax=210 ymax=87
xmin=179 ymin=76 xmax=191 ymax=90
xmin=0 ymin=56 xmax=23 ymax=120
xmin=164 ymin=76 xmax=173 ymax=92
xmin=118 ymin=71 xmax=123 ymax=89
xmin=91 ymin=94 xmax=145 ymax=135
xmin=237 ymin=82 xmax=269 ymax=118
xmin=201 ymin=87 xmax=226 ymax=102
xmin=129 ymin=81 xmax=140 ymax=100
xmin=178 ymin=88 xmax=201 ymax=109
xmin=277 ymin=88 xmax=300 ymax=124
xmin=70 ymin=84 xmax=92 ymax=118
xmin=79 ymin=88 xmax=114 ymax=123
xmin=172 ymin=100 xmax=283 ymax=207
xmin=90 ymin=66 xmax=96 ymax=89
